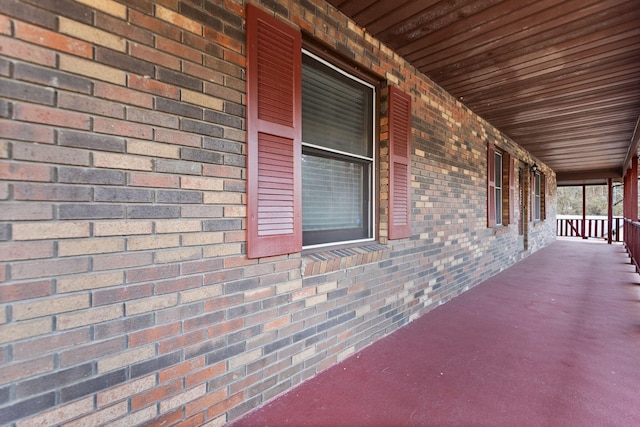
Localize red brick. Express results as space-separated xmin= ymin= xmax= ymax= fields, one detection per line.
xmin=205 ymin=27 xmax=242 ymax=54
xmin=141 ymin=408 xmax=183 ymax=427
xmin=204 ymin=294 xmax=243 ymax=312
xmin=185 ymin=388 xmax=226 ymax=417
xmin=63 ymin=401 xmax=128 ymax=427
xmin=203 ymin=82 xmax=241 ymax=105
xmin=131 ymin=380 xmax=183 ymax=411
xmin=94 ymin=81 xmax=153 ymax=108
xmin=185 ymin=361 xmax=226 ymax=388
xmin=126 ymin=263 xmax=179 ymax=284
xmin=0 ymin=35 xmax=56 ymax=66
xmin=156 ymin=36 xmax=202 ymax=63
xmin=94 ymin=117 xmax=153 ymax=139
xmin=0 ymin=14 xmax=10 ymax=35
xmin=92 ymin=283 xmax=153 ymax=306
xmin=96 ymin=12 xmax=153 ymax=46
xmin=1 ymin=280 xmax=52 ymax=304
xmin=15 ymin=21 xmax=92 ymax=57
xmin=155 ymin=5 xmax=202 ymax=35
xmin=175 ymin=412 xmax=206 ymax=427
xmin=128 ymin=74 xmax=179 ymax=99
xmin=223 ymin=0 xmax=244 ymax=16
xmin=224 ymin=256 xmax=258 ymax=269
xmin=12 ymin=328 xmax=89 ymax=360
xmin=97 ymin=375 xmax=156 ymax=408
xmin=207 ymin=318 xmax=243 ymax=337
xmin=59 ymin=337 xmax=126 ymax=367
xmin=0 ymin=241 xmax=54 ymax=262
xmin=159 ymin=357 xmax=204 ymax=384
xmin=204 ymin=165 xmax=243 ymax=181
xmin=0 ymin=354 xmax=54 ymax=384
xmin=155 ymin=128 xmax=202 ymax=147
xmin=130 ymin=42 xmax=181 ymax=70
xmin=155 ymin=275 xmax=201 ymax=295
xmin=182 ymin=61 xmax=224 ymax=85
xmin=128 ymin=172 xmax=180 ymax=188
xmin=13 ymin=183 xmax=91 ymax=202
xmin=158 ymin=330 xmax=205 ymax=355
xmin=129 ymin=9 xmax=181 ymax=41
xmin=0 ymin=161 xmax=52 ymax=182
xmin=207 ymin=392 xmax=244 ymax=419
xmin=0 ymin=118 xmax=55 ymax=143
xmin=14 ymin=103 xmax=90 ymax=130
xmin=129 ymin=322 xmax=181 ymax=347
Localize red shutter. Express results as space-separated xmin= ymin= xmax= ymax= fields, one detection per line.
xmin=505 ymin=152 xmax=513 ymax=225
xmin=246 ymin=5 xmax=302 ymax=258
xmin=541 ymin=173 xmax=546 ymax=221
xmin=530 ymin=170 xmax=535 ymax=221
xmin=487 ymin=142 xmax=496 ymax=227
xmin=388 ymin=86 xmax=412 ymax=240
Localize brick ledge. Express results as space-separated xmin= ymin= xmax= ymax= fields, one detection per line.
xmin=301 ymin=244 xmax=390 ymax=277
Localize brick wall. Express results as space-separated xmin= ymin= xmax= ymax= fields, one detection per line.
xmin=0 ymin=0 xmax=556 ymax=425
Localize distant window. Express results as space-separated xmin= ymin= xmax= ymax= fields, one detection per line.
xmin=487 ymin=144 xmax=511 ymax=227
xmin=495 ymin=151 xmax=503 ymax=225
xmin=534 ymin=172 xmax=541 ymax=221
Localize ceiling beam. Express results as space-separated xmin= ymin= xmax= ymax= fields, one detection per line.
xmin=557 ymin=168 xmax=623 ymax=185
xmin=622 ymin=115 xmax=640 ymax=173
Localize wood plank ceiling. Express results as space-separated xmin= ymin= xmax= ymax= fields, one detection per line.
xmin=326 ymin=0 xmax=640 ymax=185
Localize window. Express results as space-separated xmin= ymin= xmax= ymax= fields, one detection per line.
xmin=533 ymin=172 xmax=541 ymax=221
xmin=487 ymin=143 xmax=512 ymax=228
xmin=530 ymin=170 xmax=546 ymax=222
xmin=301 ymin=53 xmax=375 ymax=247
xmin=495 ymin=151 xmax=503 ymax=225
xmin=246 ymin=5 xmax=412 ymax=258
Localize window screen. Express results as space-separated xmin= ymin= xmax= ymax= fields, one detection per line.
xmin=301 ymin=53 xmax=374 ymax=247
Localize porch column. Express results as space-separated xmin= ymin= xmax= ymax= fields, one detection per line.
xmin=607 ymin=178 xmax=613 ymax=244
xmin=582 ymin=184 xmax=587 ymax=239
xmin=631 ymin=155 xmax=638 ymax=221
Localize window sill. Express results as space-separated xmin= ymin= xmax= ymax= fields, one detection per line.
xmin=492 ymin=225 xmax=510 ymax=236
xmin=301 ymin=243 xmax=390 ymax=277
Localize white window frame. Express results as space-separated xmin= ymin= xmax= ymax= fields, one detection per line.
xmin=495 ymin=151 xmax=503 ymax=226
xmin=534 ymin=172 xmax=541 ymax=221
xmin=301 ymin=49 xmax=376 ymax=250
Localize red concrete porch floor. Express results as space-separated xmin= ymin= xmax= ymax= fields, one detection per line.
xmin=230 ymin=240 xmax=640 ymax=426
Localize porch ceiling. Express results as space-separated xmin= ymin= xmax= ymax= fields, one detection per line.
xmin=327 ymin=0 xmax=640 ymax=185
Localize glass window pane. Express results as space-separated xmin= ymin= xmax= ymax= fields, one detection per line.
xmin=495 ymin=152 xmax=502 ymax=225
xmin=495 ymin=152 xmax=502 ymax=189
xmin=302 ymin=56 xmax=372 ymax=157
xmin=534 ymin=174 xmax=541 ymax=220
xmin=496 ymin=188 xmax=503 ymax=225
xmin=302 ymin=154 xmax=365 ymax=232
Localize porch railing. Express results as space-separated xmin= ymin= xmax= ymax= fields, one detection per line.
xmin=556 ymin=216 xmax=623 ymax=242
xmin=624 ymin=219 xmax=640 ymax=273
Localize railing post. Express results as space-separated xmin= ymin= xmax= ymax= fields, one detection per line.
xmin=607 ymin=178 xmax=613 ymax=244
xmin=582 ymin=185 xmax=587 ymax=239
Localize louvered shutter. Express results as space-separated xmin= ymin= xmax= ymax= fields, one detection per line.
xmin=540 ymin=173 xmax=547 ymax=221
xmin=246 ymin=5 xmax=302 ymax=258
xmin=388 ymin=86 xmax=412 ymax=240
xmin=504 ymin=151 xmax=512 ymax=226
xmin=487 ymin=142 xmax=496 ymax=227
xmin=530 ymin=170 xmax=535 ymax=221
